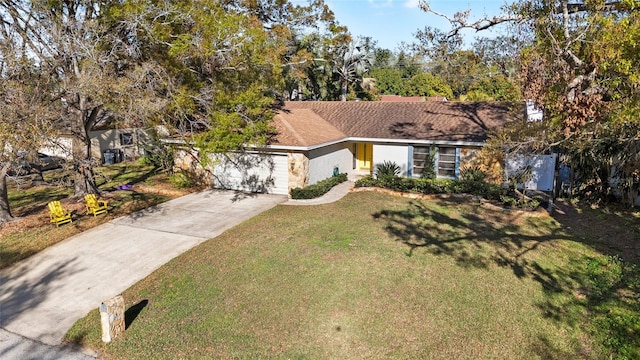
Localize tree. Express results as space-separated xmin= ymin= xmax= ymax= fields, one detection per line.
xmin=0 ymin=0 xmax=329 ymax=203
xmin=280 ymin=17 xmax=351 ymax=101
xmin=404 ymin=72 xmax=453 ymax=99
xmin=395 ymin=50 xmax=422 ymax=79
xmin=0 ymin=0 xmax=168 ymax=196
xmin=464 ymin=73 xmax=521 ymax=101
xmin=373 ymin=47 xmax=394 ymax=69
xmin=418 ymin=0 xmax=640 ymax=203
xmin=368 ymin=68 xmax=404 ymax=95
xmin=333 ymin=40 xmax=374 ymax=101
xmin=0 ymin=64 xmax=57 ymax=223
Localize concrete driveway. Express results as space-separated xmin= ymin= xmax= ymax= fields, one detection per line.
xmin=0 ymin=190 xmax=287 ymax=350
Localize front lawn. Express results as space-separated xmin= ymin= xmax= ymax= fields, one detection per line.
xmin=67 ymin=192 xmax=639 ymax=359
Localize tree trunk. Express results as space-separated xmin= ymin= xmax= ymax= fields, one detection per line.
xmin=74 ymin=162 xmax=99 ymax=196
xmin=71 ymin=111 xmax=99 ymax=196
xmin=340 ymin=79 xmax=348 ymax=101
xmin=0 ymin=171 xmax=14 ymax=224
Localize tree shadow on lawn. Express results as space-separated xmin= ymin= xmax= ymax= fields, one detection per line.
xmin=95 ymin=163 xmax=160 ymax=189
xmin=9 ymin=187 xmax=70 ymax=217
xmin=371 ymin=198 xmax=566 ymax=273
xmin=552 ymin=199 xmax=640 ymax=267
xmin=372 ymin=197 xmax=640 ymax=358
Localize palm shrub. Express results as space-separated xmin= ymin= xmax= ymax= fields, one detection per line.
xmin=375 ymin=161 xmax=401 ymax=180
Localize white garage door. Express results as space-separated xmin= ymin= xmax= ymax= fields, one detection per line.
xmin=211 ymin=152 xmax=289 ymax=195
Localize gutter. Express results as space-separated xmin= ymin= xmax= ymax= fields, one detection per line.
xmin=161 ymin=137 xmax=486 ymax=152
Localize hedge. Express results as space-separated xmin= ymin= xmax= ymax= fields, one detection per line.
xmin=354 ymin=175 xmax=504 ymax=200
xmin=290 ymin=173 xmax=348 ymax=199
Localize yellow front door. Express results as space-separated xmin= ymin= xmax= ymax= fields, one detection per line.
xmin=356 ymin=143 xmax=372 ymax=171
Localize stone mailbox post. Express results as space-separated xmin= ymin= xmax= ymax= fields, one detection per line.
xmin=100 ymin=295 xmax=125 ymax=343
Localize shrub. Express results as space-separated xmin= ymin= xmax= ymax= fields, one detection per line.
xmin=500 ymin=193 xmax=541 ymax=209
xmin=291 ymin=173 xmax=348 ymax=199
xmin=413 ymin=178 xmax=450 ymax=194
xmin=375 ymin=161 xmax=400 ymax=179
xmin=357 ymin=173 xmax=504 ymax=201
xmin=485 ymin=184 xmax=506 ymax=200
xmin=355 ymin=175 xmax=378 ymax=188
xmin=139 ymin=128 xmax=174 ymax=172
xmin=378 ymin=176 xmax=414 ymax=192
xmin=451 ymin=179 xmax=487 ymax=196
xmin=459 ymin=166 xmax=487 ymax=182
xmin=169 ymin=171 xmax=193 ymax=189
xmin=419 ymin=147 xmax=437 ymax=180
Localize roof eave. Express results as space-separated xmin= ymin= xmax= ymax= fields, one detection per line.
xmin=263 ymin=137 xmax=486 ymax=151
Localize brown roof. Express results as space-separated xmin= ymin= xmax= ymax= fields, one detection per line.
xmin=380 ymin=95 xmax=425 ymax=102
xmin=272 ymin=101 xmax=520 ymax=147
xmin=271 ymin=109 xmax=346 ymax=147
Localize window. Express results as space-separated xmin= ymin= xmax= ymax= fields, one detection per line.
xmin=412 ymin=146 xmax=434 ymax=178
xmin=412 ymin=146 xmax=459 ymax=179
xmin=119 ymin=132 xmax=133 ymax=146
xmin=437 ymin=147 xmax=457 ymax=178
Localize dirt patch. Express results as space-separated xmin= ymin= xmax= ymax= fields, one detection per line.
xmin=131 ymin=183 xmax=194 ymax=198
xmin=552 ymin=199 xmax=640 ymax=265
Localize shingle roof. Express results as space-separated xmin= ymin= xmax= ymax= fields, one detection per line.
xmin=380 ymin=95 xmax=425 ymax=102
xmin=272 ymin=101 xmax=520 ymax=147
xmin=271 ymin=109 xmax=346 ymax=147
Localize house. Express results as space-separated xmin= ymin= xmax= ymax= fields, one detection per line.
xmin=195 ymin=101 xmax=520 ymax=195
xmin=40 ymin=128 xmax=149 ymax=164
xmin=89 ymin=128 xmax=149 ymax=163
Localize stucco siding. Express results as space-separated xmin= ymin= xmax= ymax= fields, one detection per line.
xmin=89 ymin=128 xmax=146 ymax=161
xmin=372 ymin=144 xmax=409 ymax=177
xmin=308 ymin=143 xmax=353 ymax=184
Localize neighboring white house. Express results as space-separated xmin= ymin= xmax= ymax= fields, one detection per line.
xmin=176 ymin=101 xmax=519 ymax=196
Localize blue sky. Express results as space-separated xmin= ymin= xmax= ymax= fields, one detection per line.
xmin=324 ymin=0 xmax=508 ymax=50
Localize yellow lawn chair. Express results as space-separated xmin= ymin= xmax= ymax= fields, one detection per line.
xmin=85 ymin=194 xmax=108 ymax=216
xmin=48 ymin=201 xmax=72 ymax=227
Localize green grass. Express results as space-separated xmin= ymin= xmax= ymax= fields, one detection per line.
xmin=1 ymin=163 xmax=175 ymax=269
xmin=66 ymin=192 xmax=640 ymax=359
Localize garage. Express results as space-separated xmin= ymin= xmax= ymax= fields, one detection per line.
xmin=210 ymin=151 xmax=289 ymax=195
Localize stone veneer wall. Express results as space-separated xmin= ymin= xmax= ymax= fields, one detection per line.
xmin=173 ymin=147 xmax=211 ymax=185
xmin=459 ymin=146 xmax=503 ymax=183
xmin=288 ymin=152 xmax=309 ymax=191
xmin=174 ymin=148 xmax=202 ymax=172
xmin=459 ymin=147 xmax=479 ymax=168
